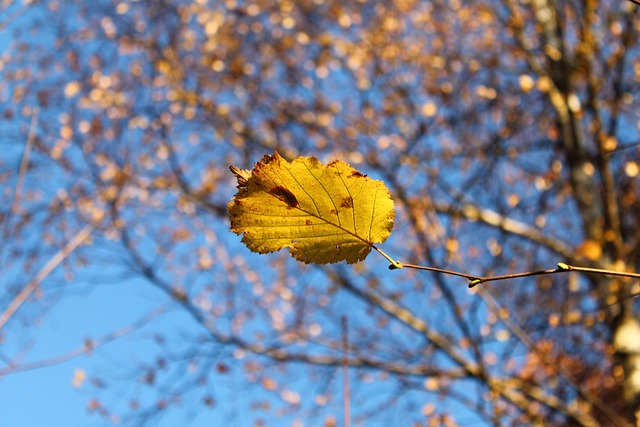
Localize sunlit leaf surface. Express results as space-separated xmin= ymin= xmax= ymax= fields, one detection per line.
xmin=228 ymin=153 xmax=394 ymax=264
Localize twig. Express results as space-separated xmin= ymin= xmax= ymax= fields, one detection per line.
xmin=477 ymin=288 xmax=631 ymax=427
xmin=557 ymin=263 xmax=640 ymax=278
xmin=432 ymin=201 xmax=576 ymax=262
xmin=0 ymin=0 xmax=41 ymax=30
xmin=0 ymin=224 xmax=95 ymax=331
xmin=120 ymin=227 xmax=472 ymax=379
xmin=0 ymin=308 xmax=163 ymax=376
xmin=468 ymin=267 xmax=562 ymax=287
xmin=389 ymin=261 xmax=480 ymax=281
xmin=387 ymin=257 xmax=640 ymax=289
xmin=1 ymin=107 xmax=38 ymax=250
xmin=469 ymin=263 xmax=640 ymax=288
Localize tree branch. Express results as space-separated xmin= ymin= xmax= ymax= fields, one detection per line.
xmin=432 ymin=200 xmax=577 ymax=262
xmin=117 ymin=223 xmax=468 ymax=379
xmin=0 ymin=308 xmax=162 ymax=376
xmin=1 ymin=107 xmax=38 ymax=254
xmin=332 ymin=270 xmax=606 ymax=426
xmin=390 ymin=258 xmax=640 ymax=289
xmin=478 ymin=287 xmax=631 ymax=427
xmin=0 ymin=224 xmax=95 ymax=331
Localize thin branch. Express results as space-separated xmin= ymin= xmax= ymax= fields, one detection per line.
xmin=468 ymin=267 xmax=562 ymax=287
xmin=558 ymin=264 xmax=640 ymax=279
xmin=501 ymin=0 xmax=571 ymax=123
xmin=390 ymin=262 xmax=479 ymax=280
xmin=330 ymin=270 xmax=481 ymax=376
xmin=118 ymin=224 xmax=469 ymax=379
xmin=432 ymin=201 xmax=577 ymax=262
xmin=478 ymin=288 xmax=631 ymax=427
xmin=382 ymin=172 xmax=493 ymax=383
xmin=333 ymin=271 xmax=602 ymax=426
xmin=9 ymin=107 xmax=37 ymax=216
xmin=0 ymin=224 xmax=95 ymax=331
xmin=391 ymin=259 xmax=640 ymax=289
xmin=427 ymin=200 xmax=624 ymax=425
xmin=580 ymin=0 xmax=624 ymax=259
xmin=0 ymin=0 xmax=40 ymax=30
xmin=469 ymin=263 xmax=640 ymax=287
xmin=0 ymin=308 xmax=163 ymax=376
xmin=161 ymin=135 xmax=226 ymax=217
xmin=489 ymin=376 xmax=602 ymax=427
xmin=1 ymin=107 xmax=38 ymax=251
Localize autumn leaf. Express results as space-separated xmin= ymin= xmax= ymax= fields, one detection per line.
xmin=228 ymin=153 xmax=395 ymax=264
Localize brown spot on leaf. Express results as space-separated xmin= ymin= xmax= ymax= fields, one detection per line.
xmin=305 ymin=219 xmax=312 ymax=225
xmin=341 ymin=196 xmax=353 ymax=208
xmin=350 ymin=170 xmax=366 ymax=178
xmin=269 ymin=186 xmax=299 ymax=208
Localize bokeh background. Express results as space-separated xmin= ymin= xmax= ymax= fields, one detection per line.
xmin=1 ymin=0 xmax=640 ymax=426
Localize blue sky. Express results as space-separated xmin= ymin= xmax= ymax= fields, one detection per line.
xmin=0 ymin=274 xmax=267 ymax=427
xmin=0 ymin=278 xmax=161 ymax=426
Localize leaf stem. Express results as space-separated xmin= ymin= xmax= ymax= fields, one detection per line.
xmin=373 ymin=245 xmax=403 ymax=269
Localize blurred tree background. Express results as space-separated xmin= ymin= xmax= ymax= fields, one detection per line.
xmin=1 ymin=0 xmax=639 ymax=425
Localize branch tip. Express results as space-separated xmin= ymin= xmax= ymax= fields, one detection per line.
xmin=374 ymin=246 xmax=401 ymax=268
xmin=468 ymin=279 xmax=482 ymax=288
xmin=388 ymin=260 xmax=404 ymax=270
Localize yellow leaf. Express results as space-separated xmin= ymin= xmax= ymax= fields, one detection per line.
xmin=228 ymin=153 xmax=395 ymax=264
xmin=229 ymin=164 xmax=251 ymax=187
